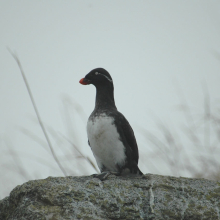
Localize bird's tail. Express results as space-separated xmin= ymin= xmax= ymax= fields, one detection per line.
xmin=137 ymin=166 xmax=143 ymax=175
xmin=131 ymin=163 xmax=143 ymax=175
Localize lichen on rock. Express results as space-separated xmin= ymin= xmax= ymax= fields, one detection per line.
xmin=0 ymin=174 xmax=220 ymax=219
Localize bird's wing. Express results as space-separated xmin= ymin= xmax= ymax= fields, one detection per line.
xmin=112 ymin=111 xmax=139 ymax=164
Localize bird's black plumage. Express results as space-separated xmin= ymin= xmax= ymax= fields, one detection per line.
xmin=80 ymin=68 xmax=143 ymax=180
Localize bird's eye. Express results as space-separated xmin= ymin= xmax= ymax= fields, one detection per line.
xmin=94 ymin=71 xmax=113 ymax=83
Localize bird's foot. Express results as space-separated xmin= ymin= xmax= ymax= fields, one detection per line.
xmin=92 ymin=171 xmax=120 ymax=181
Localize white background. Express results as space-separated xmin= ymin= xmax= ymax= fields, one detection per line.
xmin=1 ymin=1 xmax=220 ymax=199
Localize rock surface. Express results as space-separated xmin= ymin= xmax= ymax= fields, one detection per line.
xmin=0 ymin=174 xmax=220 ymax=219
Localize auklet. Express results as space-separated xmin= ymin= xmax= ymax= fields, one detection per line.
xmin=79 ymin=68 xmax=143 ymax=180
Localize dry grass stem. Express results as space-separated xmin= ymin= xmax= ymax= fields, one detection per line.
xmin=8 ymin=48 xmax=67 ymax=176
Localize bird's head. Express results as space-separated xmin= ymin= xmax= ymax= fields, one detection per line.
xmin=79 ymin=68 xmax=113 ymax=87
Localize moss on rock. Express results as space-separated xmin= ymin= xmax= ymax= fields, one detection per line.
xmin=0 ymin=174 xmax=220 ymax=219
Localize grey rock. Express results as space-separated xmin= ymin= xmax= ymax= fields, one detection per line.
xmin=0 ymin=174 xmax=220 ymax=220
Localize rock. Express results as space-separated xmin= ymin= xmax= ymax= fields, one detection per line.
xmin=0 ymin=174 xmax=220 ymax=219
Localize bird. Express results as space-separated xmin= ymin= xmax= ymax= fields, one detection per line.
xmin=79 ymin=68 xmax=143 ymax=180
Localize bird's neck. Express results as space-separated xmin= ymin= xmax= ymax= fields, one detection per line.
xmin=95 ymin=85 xmax=117 ymax=110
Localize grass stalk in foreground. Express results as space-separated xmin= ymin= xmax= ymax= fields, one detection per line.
xmin=8 ymin=48 xmax=67 ymax=176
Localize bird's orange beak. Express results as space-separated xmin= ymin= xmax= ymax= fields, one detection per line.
xmin=79 ymin=78 xmax=91 ymax=85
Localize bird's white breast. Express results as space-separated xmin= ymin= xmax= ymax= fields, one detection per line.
xmin=87 ymin=113 xmax=126 ymax=172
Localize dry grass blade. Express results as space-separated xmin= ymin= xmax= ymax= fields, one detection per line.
xmin=19 ymin=127 xmax=49 ymax=152
xmin=8 ymin=48 xmax=67 ymax=176
xmin=3 ymin=138 xmax=31 ymax=181
xmin=61 ymin=134 xmax=99 ymax=173
xmin=202 ymin=82 xmax=211 ymax=149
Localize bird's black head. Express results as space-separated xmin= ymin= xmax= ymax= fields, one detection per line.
xmin=79 ymin=68 xmax=113 ymax=87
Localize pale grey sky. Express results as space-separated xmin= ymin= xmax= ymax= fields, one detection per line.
xmin=1 ymin=1 xmax=220 ymax=198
